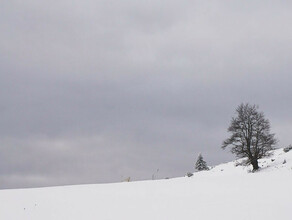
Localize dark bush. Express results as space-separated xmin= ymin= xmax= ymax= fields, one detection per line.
xmin=283 ymin=145 xmax=292 ymax=153
xmin=186 ymin=172 xmax=193 ymax=177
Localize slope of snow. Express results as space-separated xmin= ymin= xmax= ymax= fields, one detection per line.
xmin=0 ymin=148 xmax=291 ymax=220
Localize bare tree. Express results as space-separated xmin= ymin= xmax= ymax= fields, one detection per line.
xmin=222 ymin=103 xmax=277 ymax=170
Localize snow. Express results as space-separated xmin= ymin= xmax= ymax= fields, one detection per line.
xmin=0 ymin=148 xmax=291 ymax=220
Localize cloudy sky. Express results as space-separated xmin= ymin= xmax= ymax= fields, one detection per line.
xmin=0 ymin=0 xmax=292 ymax=189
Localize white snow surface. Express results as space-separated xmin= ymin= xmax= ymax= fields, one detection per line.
xmin=0 ymin=148 xmax=291 ymax=220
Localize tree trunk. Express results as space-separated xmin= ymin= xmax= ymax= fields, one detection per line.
xmin=251 ymin=159 xmax=259 ymax=171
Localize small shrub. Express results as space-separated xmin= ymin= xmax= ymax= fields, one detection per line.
xmin=186 ymin=172 xmax=193 ymax=177
xmin=284 ymin=145 xmax=292 ymax=153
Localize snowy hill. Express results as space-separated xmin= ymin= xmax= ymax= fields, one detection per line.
xmin=0 ymin=148 xmax=291 ymax=220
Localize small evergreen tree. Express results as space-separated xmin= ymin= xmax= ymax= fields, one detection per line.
xmin=195 ymin=153 xmax=209 ymax=171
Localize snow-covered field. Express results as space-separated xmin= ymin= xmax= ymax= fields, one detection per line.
xmin=0 ymin=148 xmax=291 ymax=220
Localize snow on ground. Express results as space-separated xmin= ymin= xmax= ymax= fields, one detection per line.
xmin=0 ymin=148 xmax=291 ymax=220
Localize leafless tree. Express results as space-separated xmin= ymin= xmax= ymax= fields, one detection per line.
xmin=222 ymin=103 xmax=277 ymax=170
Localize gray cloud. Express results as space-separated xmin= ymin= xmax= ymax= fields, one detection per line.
xmin=0 ymin=0 xmax=292 ymax=189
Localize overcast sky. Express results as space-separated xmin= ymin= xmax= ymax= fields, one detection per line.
xmin=0 ymin=0 xmax=292 ymax=189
